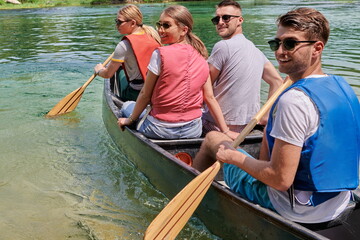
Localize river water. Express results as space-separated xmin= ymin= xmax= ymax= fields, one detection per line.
xmin=0 ymin=1 xmax=359 ymax=239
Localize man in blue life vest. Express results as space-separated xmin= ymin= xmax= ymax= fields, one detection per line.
xmin=193 ymin=7 xmax=360 ymax=225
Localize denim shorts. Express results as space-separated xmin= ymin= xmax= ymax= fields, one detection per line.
xmin=121 ymin=101 xmax=146 ymax=119
xmin=223 ymin=149 xmax=275 ymax=211
xmin=121 ymin=101 xmax=202 ymax=139
xmin=138 ymin=117 xmax=202 ymax=139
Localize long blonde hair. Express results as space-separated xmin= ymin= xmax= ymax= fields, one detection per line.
xmin=118 ymin=4 xmax=161 ymax=45
xmin=162 ymin=5 xmax=208 ymax=59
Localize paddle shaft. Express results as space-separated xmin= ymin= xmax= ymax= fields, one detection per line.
xmin=46 ymin=53 xmax=114 ymax=117
xmin=144 ymin=79 xmax=293 ymax=240
xmin=232 ymin=78 xmax=293 ymax=147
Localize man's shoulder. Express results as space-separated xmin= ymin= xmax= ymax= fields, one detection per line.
xmin=215 ymin=34 xmax=258 ymax=49
xmin=213 ymin=38 xmax=229 ymax=49
xmin=277 ymin=89 xmax=314 ymax=114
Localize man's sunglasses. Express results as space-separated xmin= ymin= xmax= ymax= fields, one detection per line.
xmin=211 ymin=15 xmax=240 ymax=25
xmin=268 ymin=38 xmax=317 ymax=51
xmin=115 ymin=19 xmax=129 ymax=26
xmin=155 ymin=22 xmax=172 ymax=30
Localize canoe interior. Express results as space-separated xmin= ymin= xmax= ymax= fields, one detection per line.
xmin=102 ymin=71 xmax=360 ymax=240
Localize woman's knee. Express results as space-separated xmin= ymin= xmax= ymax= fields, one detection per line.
xmin=120 ymin=101 xmax=136 ymax=117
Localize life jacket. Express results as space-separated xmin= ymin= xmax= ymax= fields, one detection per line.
xmin=266 ymin=75 xmax=360 ymax=205
xmin=150 ymin=44 xmax=209 ymax=122
xmin=122 ymin=33 xmax=160 ymax=81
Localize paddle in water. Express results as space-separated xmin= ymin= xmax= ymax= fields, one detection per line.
xmin=46 ymin=53 xmax=114 ymax=117
xmin=144 ymin=78 xmax=293 ymax=240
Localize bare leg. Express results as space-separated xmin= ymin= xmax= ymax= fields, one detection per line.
xmin=193 ymin=131 xmax=232 ymax=172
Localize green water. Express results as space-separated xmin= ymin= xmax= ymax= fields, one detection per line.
xmin=0 ymin=1 xmax=359 ymax=239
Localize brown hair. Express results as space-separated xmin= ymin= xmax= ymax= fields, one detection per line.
xmin=162 ymin=5 xmax=208 ymax=59
xmin=217 ymin=0 xmax=242 ymax=12
xmin=277 ymin=7 xmax=330 ymax=45
xmin=118 ymin=4 xmax=161 ymax=45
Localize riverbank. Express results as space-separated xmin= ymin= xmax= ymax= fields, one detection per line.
xmin=0 ymin=0 xmax=166 ymax=9
xmin=0 ymin=0 xmax=89 ymax=9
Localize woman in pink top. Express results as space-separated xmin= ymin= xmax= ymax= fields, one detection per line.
xmin=118 ymin=5 xmax=229 ymax=139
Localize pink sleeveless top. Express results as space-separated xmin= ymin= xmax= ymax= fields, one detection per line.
xmin=150 ymin=44 xmax=209 ymax=122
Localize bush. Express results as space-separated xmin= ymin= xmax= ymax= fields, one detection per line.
xmin=21 ymin=0 xmax=37 ymax=3
xmin=90 ymin=0 xmax=125 ymax=4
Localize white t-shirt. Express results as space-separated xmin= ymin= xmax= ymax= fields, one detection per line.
xmin=267 ymin=75 xmax=350 ymax=223
xmin=147 ymin=49 xmax=161 ymax=76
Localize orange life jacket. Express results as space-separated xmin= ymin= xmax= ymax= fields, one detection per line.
xmin=122 ymin=34 xmax=160 ymax=81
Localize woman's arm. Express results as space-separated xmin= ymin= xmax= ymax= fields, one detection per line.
xmin=94 ymin=61 xmax=122 ymax=79
xmin=95 ymin=40 xmax=129 ymax=78
xmin=117 ymin=71 xmax=158 ymax=129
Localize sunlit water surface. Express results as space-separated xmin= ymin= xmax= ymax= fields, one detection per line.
xmin=0 ymin=1 xmax=359 ymax=239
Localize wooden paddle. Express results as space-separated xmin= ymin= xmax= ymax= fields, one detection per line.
xmin=46 ymin=53 xmax=114 ymax=117
xmin=144 ymin=78 xmax=293 ymax=240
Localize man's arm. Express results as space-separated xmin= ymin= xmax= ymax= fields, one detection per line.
xmin=259 ymin=130 xmax=270 ymax=161
xmin=217 ymin=138 xmax=301 ymax=191
xmin=262 ymin=61 xmax=284 ymax=98
xmin=259 ymin=62 xmax=284 ymax=125
xmin=203 ymin=76 xmax=229 ymax=133
xmin=209 ymin=63 xmax=220 ymax=85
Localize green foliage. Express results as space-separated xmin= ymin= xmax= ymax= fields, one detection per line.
xmin=21 ymin=0 xmax=37 ymax=3
xmin=0 ymin=0 xmax=94 ymax=8
xmin=0 ymin=0 xmax=166 ymax=8
xmin=90 ymin=0 xmax=111 ymax=4
xmin=90 ymin=0 xmax=127 ymax=4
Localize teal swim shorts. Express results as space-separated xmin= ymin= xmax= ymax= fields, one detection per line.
xmin=223 ymin=149 xmax=276 ymax=211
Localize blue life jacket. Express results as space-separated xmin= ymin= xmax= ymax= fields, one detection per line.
xmin=266 ymin=75 xmax=360 ymax=206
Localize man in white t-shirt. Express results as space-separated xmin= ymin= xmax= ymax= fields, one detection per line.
xmin=200 ymin=0 xmax=283 ymax=140
xmin=194 ymin=7 xmax=360 ymax=225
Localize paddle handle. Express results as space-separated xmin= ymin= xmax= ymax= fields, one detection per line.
xmin=83 ymin=52 xmax=114 ymax=88
xmin=232 ymin=78 xmax=293 ymax=148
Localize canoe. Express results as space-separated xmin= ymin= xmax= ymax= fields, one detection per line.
xmin=102 ymin=71 xmax=360 ymax=240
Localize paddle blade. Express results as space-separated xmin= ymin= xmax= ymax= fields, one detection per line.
xmin=144 ymin=161 xmax=221 ymax=240
xmin=46 ymin=53 xmax=114 ymax=118
xmin=46 ymin=86 xmax=84 ymax=117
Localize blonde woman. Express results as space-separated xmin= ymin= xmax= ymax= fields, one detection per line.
xmin=94 ymin=4 xmax=161 ymax=101
xmin=118 ymin=5 xmax=229 ymax=140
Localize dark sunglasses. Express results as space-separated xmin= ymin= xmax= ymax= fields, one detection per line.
xmin=155 ymin=22 xmax=172 ymax=30
xmin=115 ymin=18 xmax=129 ymax=26
xmin=268 ymin=38 xmax=317 ymax=51
xmin=211 ymin=15 xmax=240 ymax=25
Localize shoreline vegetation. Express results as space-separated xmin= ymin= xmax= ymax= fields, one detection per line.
xmin=0 ymin=0 xmax=173 ymax=9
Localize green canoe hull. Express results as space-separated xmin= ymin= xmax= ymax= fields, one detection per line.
xmin=102 ymin=76 xmax=359 ymax=240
